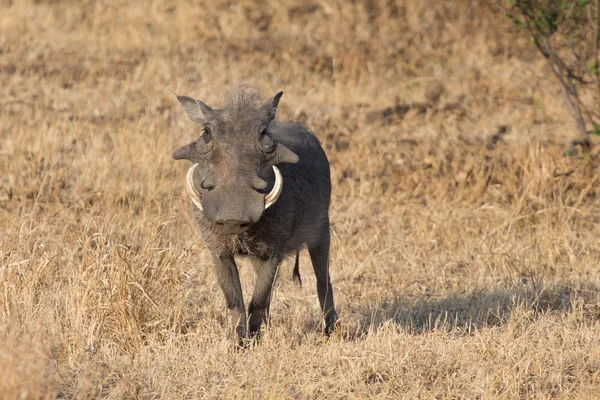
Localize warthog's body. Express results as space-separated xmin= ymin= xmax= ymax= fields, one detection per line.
xmin=172 ymin=87 xmax=338 ymax=343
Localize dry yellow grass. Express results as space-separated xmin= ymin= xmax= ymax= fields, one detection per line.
xmin=1 ymin=0 xmax=600 ymax=398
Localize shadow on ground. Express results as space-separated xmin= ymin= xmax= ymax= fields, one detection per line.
xmin=344 ymin=282 xmax=600 ymax=338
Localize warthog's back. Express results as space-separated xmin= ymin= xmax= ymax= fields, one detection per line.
xmin=268 ymin=121 xmax=331 ymax=252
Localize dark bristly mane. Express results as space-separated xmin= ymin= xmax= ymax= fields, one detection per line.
xmin=223 ymin=85 xmax=265 ymax=117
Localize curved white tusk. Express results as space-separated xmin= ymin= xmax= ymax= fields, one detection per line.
xmin=264 ymin=166 xmax=283 ymax=210
xmin=185 ymin=163 xmax=203 ymax=211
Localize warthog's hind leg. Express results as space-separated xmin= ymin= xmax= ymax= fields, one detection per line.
xmin=308 ymin=228 xmax=338 ymax=335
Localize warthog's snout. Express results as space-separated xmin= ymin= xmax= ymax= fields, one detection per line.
xmin=185 ymin=162 xmax=283 ymax=234
xmin=185 ymin=163 xmax=276 ymax=234
xmin=201 ymin=190 xmax=264 ymax=234
xmin=213 ymin=218 xmax=252 ymax=234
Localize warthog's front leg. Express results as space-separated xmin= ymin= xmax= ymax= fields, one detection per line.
xmin=248 ymin=255 xmax=282 ymax=337
xmin=212 ymin=255 xmax=247 ymax=344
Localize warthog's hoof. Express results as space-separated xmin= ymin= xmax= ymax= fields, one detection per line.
xmin=324 ymin=310 xmax=339 ymax=336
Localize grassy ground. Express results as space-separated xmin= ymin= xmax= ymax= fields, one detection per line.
xmin=1 ymin=0 xmax=600 ymax=398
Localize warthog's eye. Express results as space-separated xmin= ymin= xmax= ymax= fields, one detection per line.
xmin=194 ymin=126 xmax=213 ymax=155
xmin=201 ymin=126 xmax=212 ymax=144
xmin=259 ymin=131 xmax=275 ymax=154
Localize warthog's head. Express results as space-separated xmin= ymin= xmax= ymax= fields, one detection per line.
xmin=172 ymin=89 xmax=299 ymax=235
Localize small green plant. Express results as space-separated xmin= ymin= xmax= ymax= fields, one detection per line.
xmin=533 ymin=94 xmax=544 ymax=112
xmin=506 ymin=0 xmax=600 ymax=155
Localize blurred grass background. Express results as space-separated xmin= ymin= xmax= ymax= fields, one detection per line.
xmin=1 ymin=0 xmax=599 ymax=398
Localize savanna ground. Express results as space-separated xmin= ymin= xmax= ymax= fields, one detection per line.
xmin=1 ymin=0 xmax=600 ymax=398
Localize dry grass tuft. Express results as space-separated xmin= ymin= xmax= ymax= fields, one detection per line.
xmin=1 ymin=0 xmax=599 ymax=398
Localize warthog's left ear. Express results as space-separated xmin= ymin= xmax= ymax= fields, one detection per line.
xmin=261 ymin=91 xmax=284 ymax=124
xmin=274 ymin=143 xmax=299 ymax=164
xmin=177 ymin=95 xmax=214 ymax=123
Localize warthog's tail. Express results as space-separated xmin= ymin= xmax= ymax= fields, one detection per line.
xmin=292 ymin=249 xmax=302 ymax=288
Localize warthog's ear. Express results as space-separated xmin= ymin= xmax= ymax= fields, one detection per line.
xmin=274 ymin=143 xmax=299 ymax=164
xmin=172 ymin=141 xmax=194 ymax=161
xmin=261 ymin=91 xmax=283 ymax=123
xmin=177 ymin=95 xmax=214 ymax=123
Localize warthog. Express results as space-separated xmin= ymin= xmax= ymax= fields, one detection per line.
xmin=172 ymin=87 xmax=338 ymax=344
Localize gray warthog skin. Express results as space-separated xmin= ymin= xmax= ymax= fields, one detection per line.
xmin=172 ymin=87 xmax=338 ymax=344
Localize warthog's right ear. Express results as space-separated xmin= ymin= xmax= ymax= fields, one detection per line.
xmin=177 ymin=95 xmax=214 ymax=123
xmin=172 ymin=141 xmax=194 ymax=161
xmin=261 ymin=91 xmax=284 ymax=124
